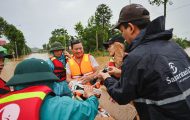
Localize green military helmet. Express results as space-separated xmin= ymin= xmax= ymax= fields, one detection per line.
xmin=6 ymin=58 xmax=59 ymax=86
xmin=49 ymin=41 xmax=65 ymax=52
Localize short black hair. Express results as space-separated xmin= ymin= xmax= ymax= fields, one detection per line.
xmin=70 ymin=39 xmax=81 ymax=49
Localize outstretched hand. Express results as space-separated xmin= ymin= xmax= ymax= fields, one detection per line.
xmin=80 ymin=76 xmax=91 ymax=84
xmin=83 ymin=85 xmax=94 ymax=98
xmin=107 ymin=66 xmax=121 ymax=78
xmin=97 ymin=71 xmax=111 ymax=81
xmin=64 ymin=50 xmax=71 ymax=58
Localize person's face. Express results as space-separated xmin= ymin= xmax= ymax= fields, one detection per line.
xmin=0 ymin=58 xmax=5 ymax=73
xmin=119 ymin=23 xmax=138 ymax=44
xmin=107 ymin=44 xmax=115 ymax=56
xmin=53 ymin=50 xmax=63 ymax=58
xmin=72 ymin=43 xmax=84 ymax=58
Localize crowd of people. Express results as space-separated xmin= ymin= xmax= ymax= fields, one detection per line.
xmin=1 ymin=3 xmax=190 ymax=120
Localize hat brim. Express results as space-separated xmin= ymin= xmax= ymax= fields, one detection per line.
xmin=49 ymin=48 xmax=65 ymax=52
xmin=6 ymin=72 xmax=59 ymax=86
xmin=0 ymin=53 xmax=13 ymax=59
xmin=4 ymin=54 xmax=13 ymax=59
xmin=103 ymin=42 xmax=109 ymax=49
xmin=112 ymin=22 xmax=121 ymax=30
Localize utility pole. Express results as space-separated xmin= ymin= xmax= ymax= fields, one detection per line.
xmin=15 ymin=41 xmax=18 ymax=60
xmin=64 ymin=34 xmax=66 ymax=49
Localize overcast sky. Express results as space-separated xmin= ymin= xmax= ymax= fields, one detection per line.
xmin=0 ymin=0 xmax=190 ymax=48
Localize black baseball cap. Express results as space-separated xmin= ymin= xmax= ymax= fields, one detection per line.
xmin=103 ymin=35 xmax=125 ymax=49
xmin=113 ymin=4 xmax=150 ymax=29
xmin=0 ymin=51 xmax=13 ymax=59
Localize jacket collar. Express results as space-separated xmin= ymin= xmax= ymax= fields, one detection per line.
xmin=127 ymin=16 xmax=173 ymax=52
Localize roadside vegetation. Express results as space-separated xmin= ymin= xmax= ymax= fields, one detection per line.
xmin=1 ymin=1 xmax=190 ymax=56
xmin=173 ymin=36 xmax=190 ymax=49
xmin=0 ymin=17 xmax=31 ymax=56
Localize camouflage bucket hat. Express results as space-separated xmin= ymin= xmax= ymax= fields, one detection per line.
xmin=49 ymin=41 xmax=65 ymax=52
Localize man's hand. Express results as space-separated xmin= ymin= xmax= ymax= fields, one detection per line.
xmin=80 ymin=76 xmax=91 ymax=84
xmin=97 ymin=71 xmax=111 ymax=81
xmin=108 ymin=66 xmax=121 ymax=78
xmin=83 ymin=85 xmax=94 ymax=98
xmin=64 ymin=50 xmax=71 ymax=58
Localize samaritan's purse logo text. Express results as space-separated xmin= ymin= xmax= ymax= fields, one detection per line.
xmin=168 ymin=62 xmax=178 ymax=74
xmin=166 ymin=62 xmax=190 ymax=84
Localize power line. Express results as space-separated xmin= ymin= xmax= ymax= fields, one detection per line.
xmin=167 ymin=3 xmax=190 ymax=12
xmin=154 ymin=2 xmax=190 ymax=15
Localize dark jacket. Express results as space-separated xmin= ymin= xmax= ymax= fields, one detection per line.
xmin=104 ymin=16 xmax=190 ymax=120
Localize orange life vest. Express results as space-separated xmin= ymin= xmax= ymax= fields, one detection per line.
xmin=50 ymin=57 xmax=66 ymax=81
xmin=68 ymin=54 xmax=93 ymax=79
xmin=0 ymin=85 xmax=52 ymax=120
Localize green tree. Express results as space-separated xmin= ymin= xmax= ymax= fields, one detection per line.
xmin=0 ymin=17 xmax=8 ymax=37
xmin=49 ymin=28 xmax=70 ymax=50
xmin=173 ymin=36 xmax=190 ymax=49
xmin=0 ymin=16 xmax=30 ymax=56
xmin=74 ymin=16 xmax=100 ymax=52
xmin=95 ymin=4 xmax=112 ymax=29
xmin=74 ymin=4 xmax=113 ymax=52
xmin=42 ymin=43 xmax=47 ymax=50
xmin=95 ymin=4 xmax=112 ymax=47
xmin=4 ymin=25 xmax=25 ymax=56
xmin=74 ymin=22 xmax=84 ymax=40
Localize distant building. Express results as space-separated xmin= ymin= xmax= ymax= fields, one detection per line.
xmin=0 ymin=39 xmax=6 ymax=46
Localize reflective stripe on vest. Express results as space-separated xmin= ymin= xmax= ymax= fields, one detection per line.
xmin=68 ymin=54 xmax=93 ymax=78
xmin=134 ymin=88 xmax=190 ymax=106
xmin=0 ymin=86 xmax=52 ymax=120
xmin=0 ymin=92 xmax=46 ymax=104
xmin=50 ymin=57 xmax=66 ymax=81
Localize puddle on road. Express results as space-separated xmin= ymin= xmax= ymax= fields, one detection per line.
xmin=24 ymin=53 xmax=49 ymax=60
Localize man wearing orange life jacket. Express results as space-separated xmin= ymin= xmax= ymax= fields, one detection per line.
xmin=46 ymin=41 xmax=72 ymax=96
xmin=66 ymin=40 xmax=99 ymax=85
xmin=0 ymin=58 xmax=98 ymax=120
xmin=0 ymin=50 xmax=12 ymax=96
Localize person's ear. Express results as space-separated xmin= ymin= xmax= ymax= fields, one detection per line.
xmin=128 ymin=23 xmax=135 ymax=34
